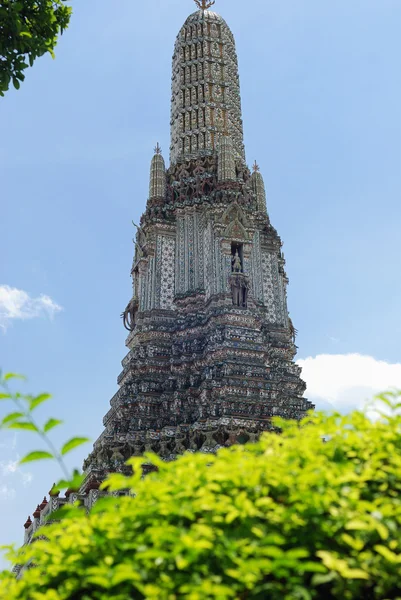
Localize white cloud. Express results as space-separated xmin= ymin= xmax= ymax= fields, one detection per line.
xmin=298 ymin=353 xmax=401 ymax=413
xmin=0 ymin=484 xmax=16 ymax=500
xmin=0 ymin=441 xmax=33 ymax=504
xmin=0 ymin=457 xmax=32 ymax=483
xmin=21 ymin=472 xmax=33 ymax=486
xmin=0 ymin=285 xmax=62 ymax=330
xmin=1 ymin=460 xmax=19 ymax=475
xmin=0 ymin=466 xmax=32 ymax=503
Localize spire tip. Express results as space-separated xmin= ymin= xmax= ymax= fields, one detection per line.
xmin=194 ymin=0 xmax=216 ymax=10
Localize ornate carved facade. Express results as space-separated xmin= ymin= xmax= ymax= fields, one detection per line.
xmin=79 ymin=5 xmax=314 ymax=489
xmin=17 ymin=8 xmax=314 ymax=547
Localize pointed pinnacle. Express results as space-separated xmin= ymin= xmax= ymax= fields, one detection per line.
xmin=194 ymin=0 xmax=216 ymax=10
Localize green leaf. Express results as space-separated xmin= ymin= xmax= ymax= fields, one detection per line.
xmin=345 ymin=520 xmax=370 ymax=531
xmin=293 ymin=587 xmax=312 ymax=600
xmin=3 ymin=373 xmax=26 ymax=382
xmin=55 ymin=472 xmax=84 ymax=492
xmin=49 ymin=483 xmax=61 ymax=496
xmin=43 ymin=418 xmax=63 ymax=433
xmin=8 ymin=421 xmax=38 ymax=432
xmin=48 ymin=505 xmax=84 ymax=522
xmin=54 ymin=479 xmax=70 ymax=490
xmin=1 ymin=412 xmax=24 ymax=426
xmin=61 ymin=437 xmax=90 ymax=456
xmin=20 ymin=451 xmax=54 ymax=465
xmin=344 ymin=569 xmax=370 ymax=580
xmin=70 ymin=471 xmax=85 ymax=489
xmin=0 ymin=393 xmax=11 ymax=400
xmin=311 ymin=572 xmax=337 ymax=586
xmin=29 ymin=393 xmax=51 ymax=411
xmin=374 ymin=545 xmax=401 ymax=564
xmin=90 ymin=496 xmax=117 ymax=514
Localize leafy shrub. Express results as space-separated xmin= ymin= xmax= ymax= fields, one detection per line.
xmin=1 ymin=396 xmax=401 ymax=600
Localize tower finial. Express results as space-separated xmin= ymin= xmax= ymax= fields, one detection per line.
xmin=252 ymin=160 xmax=260 ymax=173
xmin=194 ymin=0 xmax=216 ymax=10
xmin=154 ymin=142 xmax=162 ymax=155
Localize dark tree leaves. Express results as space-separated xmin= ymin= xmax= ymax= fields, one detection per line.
xmin=0 ymin=0 xmax=72 ymax=96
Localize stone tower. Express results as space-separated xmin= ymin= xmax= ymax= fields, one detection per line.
xmin=82 ymin=3 xmax=313 ymax=484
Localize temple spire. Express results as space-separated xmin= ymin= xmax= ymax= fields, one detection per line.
xmin=78 ymin=1 xmax=312 ymax=495
xmin=251 ymin=162 xmax=268 ymax=214
xmin=170 ymin=6 xmax=245 ymax=166
xmin=148 ymin=144 xmax=166 ymax=201
xmin=194 ymin=0 xmax=215 ymax=9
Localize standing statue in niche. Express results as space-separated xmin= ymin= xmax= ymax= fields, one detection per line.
xmin=231 ymin=274 xmax=249 ymax=308
xmin=231 ymin=279 xmax=241 ymax=307
xmin=232 ymin=250 xmax=242 ymax=273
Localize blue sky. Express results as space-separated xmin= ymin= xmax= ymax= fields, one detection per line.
xmin=0 ymin=0 xmax=400 ymax=564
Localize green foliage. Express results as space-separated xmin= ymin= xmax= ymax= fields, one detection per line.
xmin=44 ymin=417 xmax=63 ymax=433
xmin=1 ymin=394 xmax=401 ymax=599
xmin=61 ymin=436 xmax=91 ymax=456
xmin=0 ymin=371 xmax=89 ymax=482
xmin=19 ymin=450 xmax=54 ymax=464
xmin=0 ymin=0 xmax=71 ymax=96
